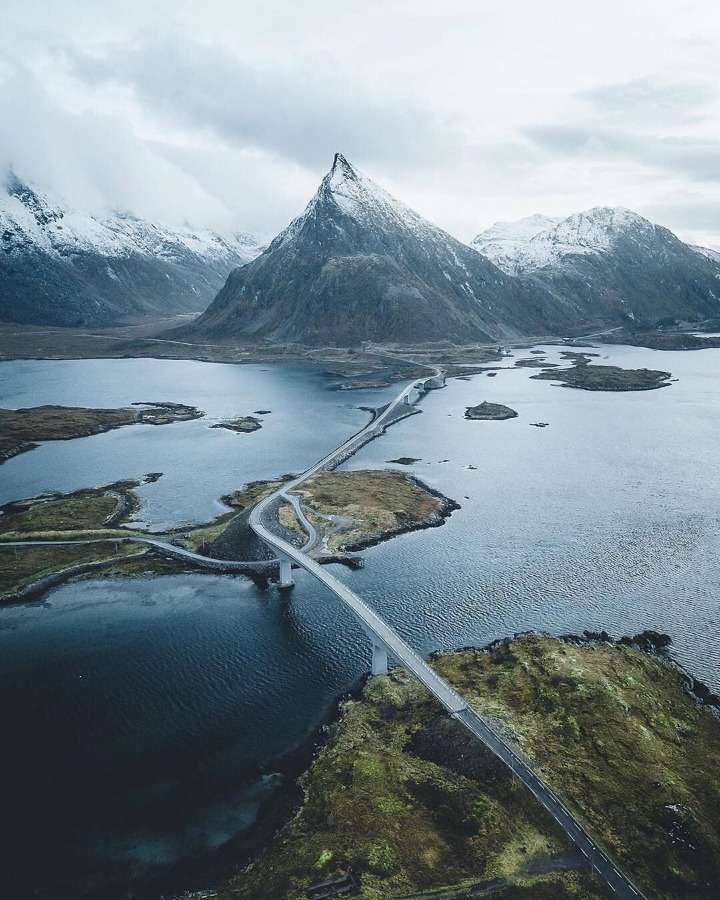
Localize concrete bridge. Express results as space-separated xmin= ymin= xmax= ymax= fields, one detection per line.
xmin=248 ymin=373 xmax=649 ymax=900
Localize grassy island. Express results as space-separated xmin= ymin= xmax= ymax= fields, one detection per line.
xmin=0 ymin=469 xmax=457 ymax=600
xmin=296 ymin=470 xmax=458 ymax=555
xmin=0 ymin=477 xmax=156 ymax=600
xmin=0 ymin=401 xmax=203 ymax=463
xmin=222 ymin=634 xmax=720 ymax=900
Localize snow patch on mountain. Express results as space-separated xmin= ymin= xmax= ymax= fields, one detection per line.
xmin=276 ymin=153 xmax=454 ymax=254
xmin=471 ymin=214 xmax=561 ymax=272
xmin=472 ymin=207 xmax=667 ymax=274
xmin=692 ymin=244 xmax=720 ymax=264
xmin=0 ymin=173 xmax=264 ymax=267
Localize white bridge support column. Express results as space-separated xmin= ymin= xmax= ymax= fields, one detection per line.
xmin=371 ymin=640 xmax=389 ymax=675
xmin=278 ymin=555 xmax=294 ymax=589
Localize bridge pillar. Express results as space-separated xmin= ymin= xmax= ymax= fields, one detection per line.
xmin=371 ymin=640 xmax=388 ymax=675
xmin=278 ymin=556 xmax=294 ymax=589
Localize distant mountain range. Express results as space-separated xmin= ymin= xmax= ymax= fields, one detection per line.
xmin=177 ymin=154 xmax=589 ymax=346
xmin=3 ymin=158 xmax=719 ymax=343
xmin=0 ymin=173 xmax=264 ymax=327
xmin=472 ymin=208 xmax=720 ymax=328
xmin=181 ymin=155 xmax=720 ymax=346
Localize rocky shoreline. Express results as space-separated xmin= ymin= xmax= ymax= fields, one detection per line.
xmin=217 ymin=629 xmax=720 ymax=899
xmin=337 ymin=476 xmax=461 ymax=553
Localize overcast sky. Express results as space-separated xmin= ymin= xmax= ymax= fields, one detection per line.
xmin=1 ymin=0 xmax=719 ymax=247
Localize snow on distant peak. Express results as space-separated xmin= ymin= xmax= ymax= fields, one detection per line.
xmin=471 ymin=214 xmax=561 ymax=272
xmin=0 ymin=173 xmax=263 ymax=265
xmin=274 ymin=151 xmax=455 ymax=253
xmin=323 ymin=152 xmax=429 ymax=232
xmin=548 ymin=207 xmax=656 ymax=250
xmin=473 ymin=206 xmax=663 ymax=274
xmin=474 ymin=214 xmax=562 ymax=245
xmin=692 ymin=244 xmax=720 ymax=263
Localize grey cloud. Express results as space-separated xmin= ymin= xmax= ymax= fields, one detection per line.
xmin=66 ymin=38 xmax=452 ymax=174
xmin=524 ymin=124 xmax=720 ymax=184
xmin=641 ymin=198 xmax=720 ymax=235
xmin=580 ymin=77 xmax=715 ymax=126
xmin=0 ymin=66 xmax=233 ymax=226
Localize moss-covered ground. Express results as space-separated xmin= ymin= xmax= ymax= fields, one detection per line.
xmin=0 ymin=480 xmax=142 ymax=539
xmin=0 ymin=402 xmax=202 ymax=463
xmin=0 ymin=479 xmax=151 ymax=598
xmin=222 ymin=636 xmax=719 ymax=900
xmin=0 ymin=541 xmax=149 ymax=598
xmin=434 ymin=636 xmax=720 ymax=898
xmin=298 ymin=470 xmax=447 ymax=553
xmin=222 ymin=666 xmax=605 ymax=900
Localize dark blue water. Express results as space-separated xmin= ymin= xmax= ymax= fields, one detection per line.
xmin=1 ymin=347 xmax=719 ymax=897
xmin=0 ymin=573 xmax=366 ymax=897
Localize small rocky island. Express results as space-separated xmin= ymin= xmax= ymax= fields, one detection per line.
xmin=211 ymin=415 xmax=263 ymax=433
xmin=0 ymin=402 xmax=203 ymax=463
xmin=531 ymin=353 xmax=672 ymax=391
xmin=465 ymin=401 xmax=518 ymax=420
xmin=296 ymin=469 xmax=458 ymax=555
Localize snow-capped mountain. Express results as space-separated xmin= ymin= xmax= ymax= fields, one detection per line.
xmin=472 ymin=207 xmax=720 ymax=327
xmin=178 ymin=154 xmax=582 ymax=346
xmin=692 ymin=244 xmax=720 ymax=264
xmin=470 ymin=214 xmax=562 ymax=274
xmin=0 ymin=173 xmax=264 ymax=326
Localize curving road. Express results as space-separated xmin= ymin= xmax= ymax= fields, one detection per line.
xmin=0 ymin=536 xmax=275 ymax=571
xmin=249 ymin=374 xmax=648 ymax=900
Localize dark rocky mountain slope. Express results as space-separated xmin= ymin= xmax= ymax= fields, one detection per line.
xmin=472 ymin=208 xmax=720 ymax=329
xmin=178 ymin=154 xmax=584 ymax=346
xmin=0 ymin=174 xmax=263 ymax=327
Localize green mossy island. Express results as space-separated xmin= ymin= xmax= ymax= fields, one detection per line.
xmin=0 ymin=401 xmax=203 ymax=463
xmin=222 ymin=634 xmax=720 ymax=900
xmin=0 ymin=470 xmax=457 ymax=600
xmin=296 ymin=470 xmax=458 ymax=555
xmin=0 ymin=478 xmax=155 ymax=600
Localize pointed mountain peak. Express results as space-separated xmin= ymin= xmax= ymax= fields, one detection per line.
xmin=308 ymin=152 xmax=429 ymax=236
xmin=331 ymin=152 xmax=354 ymax=175
xmin=325 ymin=152 xmax=363 ymax=198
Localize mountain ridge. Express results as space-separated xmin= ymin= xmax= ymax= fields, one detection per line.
xmin=177 ymin=153 xmax=586 ymax=346
xmin=0 ymin=173 xmax=264 ymax=327
xmin=472 ymin=206 xmax=720 ymax=327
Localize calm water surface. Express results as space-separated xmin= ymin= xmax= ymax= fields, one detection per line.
xmin=0 ymin=347 xmax=718 ymax=897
